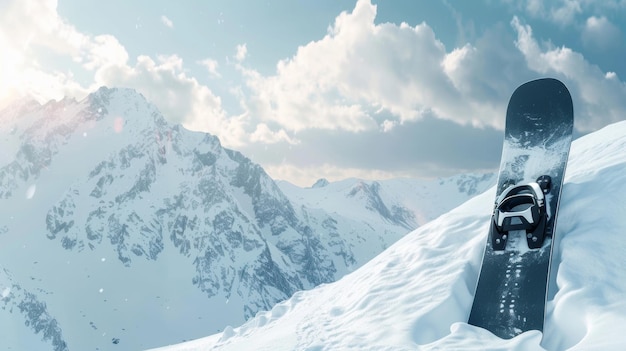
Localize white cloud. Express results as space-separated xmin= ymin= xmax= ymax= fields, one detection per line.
xmin=3 ymin=0 xmax=625 ymax=186
xmin=512 ymin=16 xmax=626 ymax=131
xmin=94 ymin=54 xmax=251 ymax=147
xmin=161 ymin=15 xmax=174 ymax=29
xmin=503 ymin=0 xmax=574 ymax=24
xmin=0 ymin=0 xmax=126 ymax=104
xmin=198 ymin=58 xmax=221 ymax=78
xmin=243 ymin=2 xmax=626 ymax=184
xmin=524 ymin=0 xmax=545 ymax=17
xmin=241 ymin=0 xmax=516 ymax=134
xmin=505 ymin=0 xmax=626 ymax=26
xmin=235 ymin=44 xmax=247 ymax=62
xmin=550 ymin=0 xmax=582 ymax=25
xmin=0 ymin=0 xmax=252 ymax=148
xmin=82 ymin=35 xmax=129 ymax=70
xmin=1 ymin=0 xmax=126 ymax=67
xmin=0 ymin=36 xmax=26 ymax=108
xmin=381 ymin=120 xmax=397 ymax=132
xmin=250 ymin=123 xmax=299 ymax=145
xmin=581 ymin=16 xmax=621 ymax=51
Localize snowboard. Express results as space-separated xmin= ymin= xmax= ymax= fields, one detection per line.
xmin=468 ymin=78 xmax=573 ymax=338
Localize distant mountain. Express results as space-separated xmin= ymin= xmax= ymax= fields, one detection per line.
xmin=0 ymin=88 xmax=493 ymax=351
xmin=281 ymin=173 xmax=495 ymax=231
xmin=310 ymin=178 xmax=330 ymax=188
xmin=148 ymin=122 xmax=626 ymax=351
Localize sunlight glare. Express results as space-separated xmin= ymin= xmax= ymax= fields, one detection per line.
xmin=0 ymin=37 xmax=25 ymax=109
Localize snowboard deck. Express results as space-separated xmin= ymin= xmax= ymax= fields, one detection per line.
xmin=468 ymin=78 xmax=573 ymax=338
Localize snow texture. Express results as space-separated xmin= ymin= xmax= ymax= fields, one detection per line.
xmin=150 ymin=121 xmax=626 ymax=350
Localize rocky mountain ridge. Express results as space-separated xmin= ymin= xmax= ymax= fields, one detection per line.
xmin=0 ymin=88 xmax=494 ymax=350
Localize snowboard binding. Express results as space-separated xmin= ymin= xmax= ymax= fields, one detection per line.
xmin=490 ymin=176 xmax=551 ymax=250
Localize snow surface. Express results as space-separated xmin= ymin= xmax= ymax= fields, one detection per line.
xmin=149 ymin=121 xmax=626 ymax=351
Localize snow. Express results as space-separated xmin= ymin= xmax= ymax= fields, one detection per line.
xmin=278 ymin=174 xmax=495 ymax=231
xmin=149 ymin=121 xmax=626 ymax=351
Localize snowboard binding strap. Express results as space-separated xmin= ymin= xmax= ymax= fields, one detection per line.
xmin=490 ymin=179 xmax=549 ymax=250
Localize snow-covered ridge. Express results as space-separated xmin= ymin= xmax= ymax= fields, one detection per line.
xmin=278 ymin=173 xmax=495 ymax=232
xmin=151 ymin=121 xmax=626 ymax=351
xmin=0 ymin=88 xmax=494 ymax=351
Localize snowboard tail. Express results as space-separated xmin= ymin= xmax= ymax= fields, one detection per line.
xmin=468 ymin=78 xmax=573 ymax=339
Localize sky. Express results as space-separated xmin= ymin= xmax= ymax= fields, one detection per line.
xmin=1 ymin=0 xmax=625 ymax=186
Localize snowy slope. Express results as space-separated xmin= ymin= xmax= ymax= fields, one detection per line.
xmin=150 ymin=121 xmax=626 ymax=351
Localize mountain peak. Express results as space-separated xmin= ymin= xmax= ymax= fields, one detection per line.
xmin=311 ymin=178 xmax=329 ymax=188
xmin=0 ymin=95 xmax=42 ymax=119
xmin=3 ymin=87 xmax=456 ymax=350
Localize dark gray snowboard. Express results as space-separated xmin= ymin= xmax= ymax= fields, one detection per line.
xmin=468 ymin=78 xmax=573 ymax=338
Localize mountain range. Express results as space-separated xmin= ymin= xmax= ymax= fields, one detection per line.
xmin=0 ymin=87 xmax=494 ymax=351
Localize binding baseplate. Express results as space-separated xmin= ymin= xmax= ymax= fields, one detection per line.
xmin=490 ymin=176 xmax=552 ymax=250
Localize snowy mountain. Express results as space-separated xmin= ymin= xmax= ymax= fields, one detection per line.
xmin=149 ymin=120 xmax=626 ymax=351
xmin=0 ymin=88 xmax=493 ymax=351
xmin=278 ymin=173 xmax=494 ymax=233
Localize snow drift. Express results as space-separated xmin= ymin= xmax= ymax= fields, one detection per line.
xmin=151 ymin=121 xmax=626 ymax=351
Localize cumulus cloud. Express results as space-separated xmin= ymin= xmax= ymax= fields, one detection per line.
xmin=581 ymin=16 xmax=622 ymax=51
xmin=250 ymin=123 xmax=299 ymax=145
xmin=523 ymin=0 xmax=545 ymax=17
xmin=81 ymin=35 xmax=129 ymax=70
xmin=241 ymin=0 xmax=525 ymax=134
xmin=239 ymin=0 xmax=626 ymax=184
xmin=94 ymin=54 xmax=252 ymax=147
xmin=512 ymin=16 xmax=626 ymax=131
xmin=0 ymin=0 xmax=117 ymax=103
xmin=504 ymin=0 xmax=626 ymax=27
xmin=3 ymin=0 xmax=625 ymax=186
xmin=1 ymin=0 xmax=127 ymax=69
xmin=198 ymin=58 xmax=221 ymax=78
xmin=504 ymin=0 xmax=581 ymax=25
xmin=0 ymin=0 xmax=248 ymax=148
xmin=550 ymin=0 xmax=582 ymax=25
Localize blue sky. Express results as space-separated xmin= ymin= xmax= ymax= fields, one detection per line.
xmin=1 ymin=0 xmax=625 ymax=186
